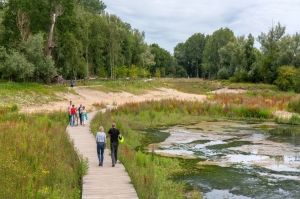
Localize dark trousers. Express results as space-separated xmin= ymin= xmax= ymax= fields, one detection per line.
xmin=111 ymin=142 xmax=119 ymax=165
xmin=79 ymin=113 xmax=82 ymax=125
xmin=97 ymin=142 xmax=105 ymax=165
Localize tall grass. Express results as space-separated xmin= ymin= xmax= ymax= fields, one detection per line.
xmin=212 ymin=92 xmax=292 ymax=111
xmin=0 ymin=110 xmax=83 ymax=198
xmin=288 ymin=96 xmax=300 ymax=114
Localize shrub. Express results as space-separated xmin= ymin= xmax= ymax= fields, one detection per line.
xmin=288 ymin=97 xmax=300 ymax=114
xmin=217 ymin=67 xmax=230 ymax=79
xmin=116 ymin=65 xmax=128 ymax=78
xmin=275 ymin=65 xmax=300 ymax=92
xmin=0 ymin=50 xmax=34 ymax=81
xmin=23 ymin=33 xmax=57 ymax=83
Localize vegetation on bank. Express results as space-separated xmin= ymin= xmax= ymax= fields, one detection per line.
xmin=0 ymin=108 xmax=84 ymax=198
xmin=0 ymin=81 xmax=67 ymax=106
xmin=91 ymin=99 xmax=277 ymax=199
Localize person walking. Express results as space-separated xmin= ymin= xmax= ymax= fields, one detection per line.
xmin=108 ymin=123 xmax=120 ymax=167
xmin=68 ymin=101 xmax=72 ymax=125
xmin=70 ymin=105 xmax=77 ymax=127
xmin=82 ymin=106 xmax=88 ymax=126
xmin=96 ymin=126 xmax=106 ymax=166
xmin=78 ymin=104 xmax=83 ymax=125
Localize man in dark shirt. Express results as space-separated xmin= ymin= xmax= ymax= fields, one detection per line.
xmin=108 ymin=122 xmax=120 ymax=167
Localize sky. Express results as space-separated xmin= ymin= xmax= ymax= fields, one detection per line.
xmin=103 ymin=0 xmax=300 ymax=52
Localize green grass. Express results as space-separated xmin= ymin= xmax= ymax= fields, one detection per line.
xmin=84 ymin=79 xmax=162 ymax=94
xmin=0 ymin=110 xmax=84 ymax=199
xmin=0 ymin=82 xmax=68 ymax=106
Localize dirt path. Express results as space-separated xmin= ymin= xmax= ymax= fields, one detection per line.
xmin=21 ymin=87 xmax=207 ymax=113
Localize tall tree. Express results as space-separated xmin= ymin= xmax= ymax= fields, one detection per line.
xmin=258 ymin=23 xmax=286 ymax=83
xmin=202 ymin=28 xmax=235 ymax=78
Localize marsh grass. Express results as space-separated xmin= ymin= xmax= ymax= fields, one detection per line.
xmin=0 ymin=82 xmax=67 ymax=106
xmin=0 ymin=110 xmax=83 ymax=199
xmin=212 ymin=92 xmax=293 ymax=111
xmin=288 ymin=96 xmax=300 ymax=114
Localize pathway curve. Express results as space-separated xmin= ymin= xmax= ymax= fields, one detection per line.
xmin=67 ymin=110 xmax=138 ymax=199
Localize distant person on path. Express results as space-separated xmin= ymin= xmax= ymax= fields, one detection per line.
xmin=78 ymin=104 xmax=83 ymax=125
xmin=108 ymin=123 xmax=120 ymax=167
xmin=96 ymin=126 xmax=106 ymax=166
xmin=68 ymin=101 xmax=72 ymax=125
xmin=82 ymin=106 xmax=88 ymax=126
xmin=70 ymin=105 xmax=77 ymax=127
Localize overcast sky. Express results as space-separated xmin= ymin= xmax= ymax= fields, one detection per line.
xmin=103 ymin=0 xmax=300 ymax=52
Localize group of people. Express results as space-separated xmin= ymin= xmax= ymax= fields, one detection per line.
xmin=68 ymin=101 xmax=88 ymax=127
xmin=96 ymin=123 xmax=122 ymax=167
xmin=68 ymin=100 xmax=122 ymax=167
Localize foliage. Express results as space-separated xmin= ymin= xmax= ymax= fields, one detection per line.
xmin=0 ymin=111 xmax=83 ymax=198
xmin=0 ymin=48 xmax=34 ymax=81
xmin=288 ymin=96 xmax=300 ymax=114
xmin=275 ymin=65 xmax=300 ymax=91
xmin=23 ymin=33 xmax=57 ymax=83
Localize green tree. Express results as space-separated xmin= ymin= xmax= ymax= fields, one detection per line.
xmin=203 ymin=28 xmax=235 ymax=78
xmin=258 ymin=23 xmax=286 ymax=83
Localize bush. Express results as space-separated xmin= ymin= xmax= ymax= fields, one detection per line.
xmin=288 ymin=97 xmax=300 ymax=114
xmin=0 ymin=50 xmax=34 ymax=81
xmin=275 ymin=65 xmax=300 ymax=92
xmin=217 ymin=67 xmax=230 ymax=79
xmin=116 ymin=65 xmax=128 ymax=78
xmin=23 ymin=33 xmax=57 ymax=83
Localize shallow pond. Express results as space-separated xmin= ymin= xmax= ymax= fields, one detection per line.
xmin=148 ymin=121 xmax=300 ymax=199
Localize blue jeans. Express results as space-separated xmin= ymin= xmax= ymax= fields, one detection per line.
xmin=111 ymin=142 xmax=119 ymax=165
xmin=71 ymin=115 xmax=76 ymax=126
xmin=97 ymin=142 xmax=105 ymax=165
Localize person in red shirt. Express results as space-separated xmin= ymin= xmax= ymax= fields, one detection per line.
xmin=70 ymin=105 xmax=77 ymax=127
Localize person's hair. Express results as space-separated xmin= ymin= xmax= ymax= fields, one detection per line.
xmin=112 ymin=122 xmax=116 ymax=128
xmin=99 ymin=126 xmax=104 ymax=132
xmin=72 ymin=104 xmax=75 ymax=107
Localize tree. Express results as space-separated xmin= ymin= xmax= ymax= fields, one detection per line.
xmin=258 ymin=23 xmax=286 ymax=83
xmin=150 ymin=44 xmax=173 ymax=77
xmin=203 ymin=28 xmax=235 ymax=78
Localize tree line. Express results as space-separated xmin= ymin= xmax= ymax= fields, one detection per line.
xmin=0 ymin=0 xmax=177 ymax=83
xmin=0 ymin=0 xmax=299 ymax=91
xmin=175 ymin=24 xmax=300 ymax=91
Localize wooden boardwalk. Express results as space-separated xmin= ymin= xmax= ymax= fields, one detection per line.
xmin=67 ymin=111 xmax=138 ymax=199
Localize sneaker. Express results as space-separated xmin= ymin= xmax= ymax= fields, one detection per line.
xmin=112 ymin=164 xmax=115 ymax=167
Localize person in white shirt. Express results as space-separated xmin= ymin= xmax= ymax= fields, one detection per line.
xmin=96 ymin=126 xmax=106 ymax=166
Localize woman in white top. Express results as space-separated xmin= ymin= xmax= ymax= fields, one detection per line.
xmin=96 ymin=126 xmax=106 ymax=166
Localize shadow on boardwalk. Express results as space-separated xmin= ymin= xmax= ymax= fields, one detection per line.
xmin=67 ymin=111 xmax=138 ymax=199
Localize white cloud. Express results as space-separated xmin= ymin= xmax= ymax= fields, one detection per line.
xmin=103 ymin=0 xmax=300 ymax=52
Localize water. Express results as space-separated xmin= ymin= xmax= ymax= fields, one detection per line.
xmin=148 ymin=121 xmax=300 ymax=199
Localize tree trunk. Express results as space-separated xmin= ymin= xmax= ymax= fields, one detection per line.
xmin=45 ymin=13 xmax=57 ymax=56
